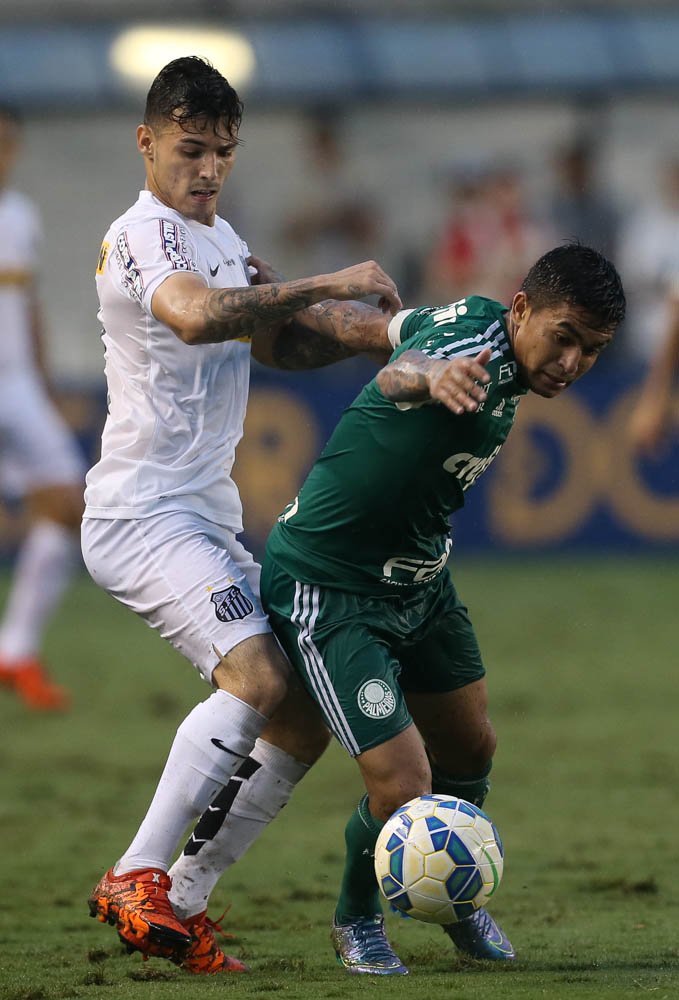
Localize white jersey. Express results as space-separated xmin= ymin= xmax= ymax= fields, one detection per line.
xmin=0 ymin=189 xmax=41 ymax=370
xmin=84 ymin=190 xmax=252 ymax=531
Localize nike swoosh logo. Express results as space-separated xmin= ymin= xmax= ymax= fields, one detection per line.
xmin=211 ymin=737 xmax=246 ymax=757
xmin=209 ymin=263 xmax=220 ymax=277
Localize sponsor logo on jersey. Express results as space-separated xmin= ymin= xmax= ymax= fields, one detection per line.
xmin=357 ymin=679 xmax=396 ymax=719
xmin=492 ymin=398 xmax=505 ymax=418
xmin=432 ymin=299 xmax=469 ymax=328
xmin=115 ymin=232 xmax=144 ymax=304
xmin=497 ymin=362 xmax=516 ymax=385
xmin=159 ymin=220 xmax=195 ymax=271
xmin=210 ymin=585 xmax=254 ymax=622
xmin=279 ymin=496 xmax=299 ymax=523
xmin=96 ymin=241 xmax=109 ymax=275
xmin=443 ymin=445 xmax=503 ymax=490
xmin=209 ymin=258 xmax=237 ymax=278
xmin=382 ymin=538 xmax=452 ymax=585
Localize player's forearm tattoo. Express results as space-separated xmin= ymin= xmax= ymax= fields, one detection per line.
xmin=202 ymin=282 xmax=317 ymax=342
xmin=298 ymin=300 xmax=388 ymax=352
xmin=377 ymin=351 xmax=434 ymax=401
xmin=271 ymin=320 xmax=354 ymax=370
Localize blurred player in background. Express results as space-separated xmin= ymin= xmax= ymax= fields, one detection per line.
xmin=82 ymin=57 xmax=401 ymax=975
xmin=618 ymin=155 xmax=679 ymax=366
xmin=281 ymin=109 xmax=382 ymax=277
xmin=0 ymin=104 xmax=84 ymax=712
xmin=628 ymin=279 xmax=679 ymax=455
xmin=168 ymin=243 xmax=626 ymax=976
xmin=421 ymin=160 xmax=552 ymax=306
xmin=549 ymin=137 xmax=619 ymax=260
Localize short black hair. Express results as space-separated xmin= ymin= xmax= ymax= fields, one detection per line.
xmin=521 ymin=241 xmax=626 ymax=330
xmin=144 ymin=56 xmax=243 ymax=141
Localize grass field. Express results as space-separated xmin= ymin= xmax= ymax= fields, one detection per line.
xmin=0 ymin=556 xmax=678 ymax=1000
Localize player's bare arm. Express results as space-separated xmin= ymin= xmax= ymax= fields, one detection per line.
xmin=151 ymin=259 xmax=401 ymax=346
xmin=377 ymin=347 xmax=492 ymax=414
xmin=251 ymin=300 xmax=391 ymax=370
xmin=249 ymin=252 xmax=394 ymax=369
xmin=629 ymin=295 xmax=679 ymax=455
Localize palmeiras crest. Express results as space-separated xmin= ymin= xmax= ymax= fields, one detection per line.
xmin=210 ymin=585 xmax=254 ymax=622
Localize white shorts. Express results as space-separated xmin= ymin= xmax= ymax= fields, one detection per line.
xmin=81 ymin=510 xmax=272 ymax=683
xmin=0 ymin=371 xmax=85 ymax=495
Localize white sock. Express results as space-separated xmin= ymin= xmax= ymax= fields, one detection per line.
xmin=168 ymin=739 xmax=308 ymax=919
xmin=0 ymin=519 xmax=79 ymax=662
xmin=114 ymin=690 xmax=266 ymax=875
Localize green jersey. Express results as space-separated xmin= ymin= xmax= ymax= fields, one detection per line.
xmin=266 ymin=297 xmax=527 ymax=595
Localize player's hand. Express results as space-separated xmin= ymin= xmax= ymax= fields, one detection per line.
xmin=628 ymin=395 xmax=670 ymax=457
xmin=323 ymin=261 xmax=402 ymax=315
xmin=427 ymin=347 xmax=492 ymax=414
xmin=247 ymin=254 xmax=285 ymax=285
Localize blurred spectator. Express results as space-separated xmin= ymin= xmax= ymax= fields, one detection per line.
xmin=628 ymin=281 xmax=679 ymax=456
xmin=617 ymin=156 xmax=679 ymax=364
xmin=420 ymin=160 xmax=552 ymax=306
xmin=0 ymin=105 xmax=84 ymax=711
xmin=549 ymin=138 xmax=619 ymax=259
xmin=281 ymin=109 xmax=382 ymax=275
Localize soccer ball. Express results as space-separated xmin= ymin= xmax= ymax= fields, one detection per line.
xmin=374 ymin=794 xmax=503 ymax=924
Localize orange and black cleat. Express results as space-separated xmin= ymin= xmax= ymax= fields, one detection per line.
xmin=177 ymin=911 xmax=248 ymax=974
xmin=88 ymin=868 xmax=191 ymax=959
xmin=0 ymin=657 xmax=70 ymax=711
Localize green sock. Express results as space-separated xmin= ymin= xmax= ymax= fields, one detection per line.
xmin=335 ymin=795 xmax=384 ymax=924
xmin=429 ymin=757 xmax=492 ymax=808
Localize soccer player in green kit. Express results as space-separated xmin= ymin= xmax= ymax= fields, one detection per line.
xmin=166 ymin=243 xmax=626 ymax=976
xmin=260 ymin=242 xmax=626 ymax=974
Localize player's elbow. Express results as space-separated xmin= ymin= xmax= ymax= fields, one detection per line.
xmin=152 ymin=280 xmax=213 ymax=345
xmin=375 ymin=366 xmax=394 ymax=397
xmin=172 ymin=317 xmax=208 ymax=345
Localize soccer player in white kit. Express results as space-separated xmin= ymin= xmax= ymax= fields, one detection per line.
xmin=83 ymin=57 xmax=401 ymax=973
xmin=0 ymin=105 xmax=84 ymax=711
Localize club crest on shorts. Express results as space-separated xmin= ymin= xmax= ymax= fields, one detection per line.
xmin=357 ymin=679 xmax=396 ymax=719
xmin=210 ymin=585 xmax=254 ymax=623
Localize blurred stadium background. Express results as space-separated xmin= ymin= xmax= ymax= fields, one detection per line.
xmin=2 ymin=5 xmax=679 ymax=996
xmin=1 ymin=0 xmax=678 ymax=555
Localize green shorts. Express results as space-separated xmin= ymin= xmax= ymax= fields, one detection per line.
xmin=261 ymin=559 xmax=485 ymax=757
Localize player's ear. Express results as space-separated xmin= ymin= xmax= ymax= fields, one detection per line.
xmin=137 ymin=124 xmax=155 ymax=160
xmin=510 ymin=291 xmax=528 ymax=325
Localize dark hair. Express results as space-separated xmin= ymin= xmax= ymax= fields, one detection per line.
xmin=144 ymin=56 xmax=243 ymax=141
xmin=521 ymin=241 xmax=626 ymax=330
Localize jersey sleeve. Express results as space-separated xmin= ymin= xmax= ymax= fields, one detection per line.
xmin=390 ymin=298 xmax=509 ymax=364
xmin=387 ymin=307 xmax=431 ymax=350
xmin=108 ymin=216 xmax=202 ymax=315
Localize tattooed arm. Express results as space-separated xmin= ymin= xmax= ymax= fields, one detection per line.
xmin=150 ymin=259 xmax=400 ymax=346
xmin=376 ymin=347 xmax=492 ymax=415
xmin=251 ymin=299 xmax=391 ymax=370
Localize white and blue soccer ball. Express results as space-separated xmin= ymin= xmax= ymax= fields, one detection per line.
xmin=374 ymin=794 xmax=504 ymax=924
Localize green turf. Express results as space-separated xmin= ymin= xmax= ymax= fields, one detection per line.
xmin=0 ymin=557 xmax=677 ymax=1000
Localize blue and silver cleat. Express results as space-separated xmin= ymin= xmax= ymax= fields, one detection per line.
xmin=331 ymin=915 xmax=409 ymax=975
xmin=444 ymin=907 xmax=515 ymax=961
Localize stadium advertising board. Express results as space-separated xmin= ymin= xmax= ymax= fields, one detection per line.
xmin=235 ymin=364 xmax=679 ymax=554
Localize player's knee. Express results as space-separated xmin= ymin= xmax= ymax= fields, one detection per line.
xmin=370 ymin=766 xmax=432 ymax=823
xmin=474 ymin=720 xmax=496 ymax=770
xmin=214 ymin=634 xmax=290 ymax=715
xmin=436 ymin=717 xmax=496 ymax=776
xmin=260 ymin=708 xmax=331 ymax=766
